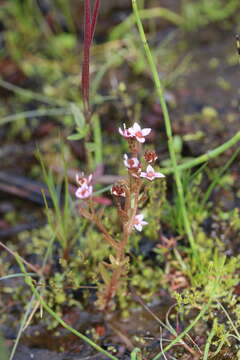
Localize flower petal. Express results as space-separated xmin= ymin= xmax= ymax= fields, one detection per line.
xmin=132 ymin=122 xmax=141 ymax=132
xmin=136 ymin=136 xmax=145 ymax=143
xmin=155 ymin=172 xmax=165 ymax=178
xmin=146 ymin=165 xmax=154 ymax=172
xmin=140 ymin=172 xmax=147 ymax=178
xmin=142 ymin=128 xmax=151 ymax=136
xmin=136 ymin=214 xmax=144 ymax=221
xmin=134 ymin=224 xmax=143 ymax=232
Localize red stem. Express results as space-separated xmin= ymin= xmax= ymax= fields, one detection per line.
xmin=90 ymin=0 xmax=100 ymax=43
xmin=82 ymin=0 xmax=92 ymax=112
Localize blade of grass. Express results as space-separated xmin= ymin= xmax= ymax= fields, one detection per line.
xmin=13 ymin=252 xmax=119 ymax=360
xmin=9 ymin=232 xmax=56 ymax=360
xmin=201 ymin=146 xmax=240 ymax=206
xmin=0 ymin=273 xmax=37 ymax=281
xmin=9 ymin=294 xmax=36 ymax=360
xmin=132 ymin=0 xmax=197 ymax=255
xmin=0 ymin=107 xmax=70 ymax=126
xmin=0 ymin=79 xmax=68 ymax=106
xmin=152 ymin=302 xmax=211 ymax=360
xmin=217 ymin=301 xmax=240 ymax=341
xmin=0 ymin=241 xmax=41 ymax=275
xmin=93 ymin=185 xmax=112 ymax=195
xmin=162 ymin=131 xmax=240 ymax=175
xmin=203 ymin=319 xmax=216 ymax=360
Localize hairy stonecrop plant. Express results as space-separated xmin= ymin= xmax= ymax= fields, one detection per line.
xmin=75 ymin=122 xmax=166 ymax=310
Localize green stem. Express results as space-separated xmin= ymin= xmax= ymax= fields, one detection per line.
xmin=203 ymin=319 xmax=216 ymax=360
xmin=0 ymin=79 xmax=68 ymax=106
xmin=14 ymin=253 xmax=119 ymax=360
xmin=132 ymin=0 xmax=197 ymax=255
xmin=201 ymin=145 xmax=240 ymax=206
xmin=152 ymin=302 xmax=210 ymax=360
xmin=162 ymin=131 xmax=240 ymax=175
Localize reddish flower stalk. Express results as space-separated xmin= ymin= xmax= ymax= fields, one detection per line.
xmin=90 ymin=0 xmax=100 ymax=43
xmin=81 ymin=0 xmax=101 ymax=119
xmin=76 ymin=122 xmax=166 ymax=310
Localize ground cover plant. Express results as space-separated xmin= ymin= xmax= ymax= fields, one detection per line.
xmin=0 ymin=0 xmax=240 ymax=359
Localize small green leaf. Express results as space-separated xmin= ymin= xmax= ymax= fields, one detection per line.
xmin=67 ymin=133 xmax=83 ymax=140
xmin=70 ymin=103 xmax=85 ymax=128
xmin=99 ymin=263 xmax=111 ymax=285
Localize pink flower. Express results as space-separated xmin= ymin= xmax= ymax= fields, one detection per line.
xmin=119 ymin=123 xmax=134 ymax=138
xmin=140 ymin=165 xmax=165 ymax=181
xmin=133 ymin=214 xmax=148 ymax=232
xmin=75 ymin=184 xmax=93 ymax=199
xmin=123 ymin=154 xmax=139 ymax=169
xmin=128 ymin=122 xmax=151 ymax=143
xmin=76 ymin=173 xmax=92 ymax=187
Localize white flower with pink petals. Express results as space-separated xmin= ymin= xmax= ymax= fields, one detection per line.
xmin=75 ymin=184 xmax=93 ymax=199
xmin=133 ymin=214 xmax=148 ymax=232
xmin=128 ymin=122 xmax=151 ymax=143
xmin=140 ymin=165 xmax=165 ymax=181
xmin=119 ymin=123 xmax=134 ymax=138
xmin=123 ymin=154 xmax=139 ymax=169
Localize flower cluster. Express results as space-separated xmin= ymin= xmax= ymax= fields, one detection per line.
xmin=75 ymin=173 xmax=93 ymax=199
xmin=115 ymin=122 xmax=165 ymax=231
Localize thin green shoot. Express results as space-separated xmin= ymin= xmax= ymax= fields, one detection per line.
xmin=93 ymin=185 xmax=112 ymax=195
xmin=133 ymin=293 xmax=197 ymax=354
xmin=201 ymin=146 xmax=240 ymax=206
xmin=0 ymin=107 xmax=70 ymax=126
xmin=203 ymin=319 xmax=216 ymax=360
xmin=13 ymin=253 xmax=119 ymax=360
xmin=132 ymin=0 xmax=197 ymax=256
xmin=37 ymin=149 xmax=69 ymax=251
xmin=162 ymin=131 xmax=240 ymax=175
xmin=0 ymin=273 xmax=37 ymax=281
xmin=9 ymin=232 xmax=56 ymax=360
xmin=9 ymin=293 xmax=37 ymax=360
xmin=152 ymin=301 xmax=211 ymax=360
xmin=217 ymin=301 xmax=240 ymax=341
xmin=0 ymin=79 xmax=69 ymax=106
